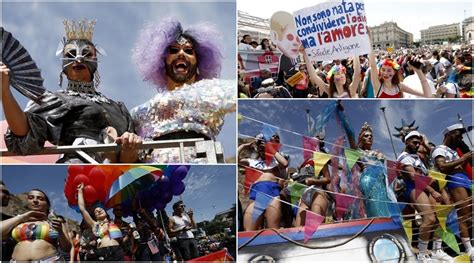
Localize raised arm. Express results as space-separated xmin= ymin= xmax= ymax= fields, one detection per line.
xmin=1 ymin=64 xmax=30 ymax=136
xmin=400 ymin=61 xmax=432 ymax=98
xmin=368 ymin=51 xmax=381 ymax=97
xmin=349 ymin=56 xmax=361 ymax=96
xmin=77 ymin=183 xmax=96 ymax=229
xmin=303 ymin=51 xmax=329 ymax=94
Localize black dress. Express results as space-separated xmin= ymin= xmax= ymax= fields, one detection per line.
xmin=4 ymin=88 xmax=134 ymax=163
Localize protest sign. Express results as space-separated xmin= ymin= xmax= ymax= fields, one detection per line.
xmin=293 ymin=0 xmax=370 ymax=61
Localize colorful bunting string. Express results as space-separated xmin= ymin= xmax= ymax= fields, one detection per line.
xmin=304 ymin=211 xmax=325 ymax=243
xmin=414 ymin=173 xmax=433 ymax=199
xmin=265 ymin=142 xmax=281 ymax=166
xmin=238 ymin=115 xmax=473 ymax=187
xmin=252 ymin=192 xmax=273 ymax=224
xmin=244 ymin=168 xmax=262 ymax=195
xmin=435 ymin=228 xmax=461 ymax=255
xmin=344 ymin=148 xmax=360 ymax=171
xmin=302 ymin=136 xmax=319 ymax=160
xmin=313 ymin=152 xmax=332 ymax=177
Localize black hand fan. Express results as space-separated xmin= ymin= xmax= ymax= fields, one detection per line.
xmin=1 ymin=27 xmax=45 ymax=101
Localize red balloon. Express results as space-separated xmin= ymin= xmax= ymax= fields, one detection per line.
xmin=82 ymin=166 xmax=94 ymax=176
xmin=83 ymin=185 xmax=98 ymax=204
xmin=73 ymin=174 xmax=90 ymax=187
xmin=67 ymin=165 xmax=84 ymax=177
xmin=88 ymin=167 xmax=106 ymax=199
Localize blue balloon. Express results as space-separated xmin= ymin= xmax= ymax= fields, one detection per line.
xmin=172 ymin=181 xmax=185 ymax=196
xmin=173 ymin=166 xmax=189 ymax=181
xmin=162 ymin=190 xmax=173 ymax=203
xmin=157 ymin=176 xmax=171 ymax=191
xmin=154 ymin=201 xmax=166 ymax=210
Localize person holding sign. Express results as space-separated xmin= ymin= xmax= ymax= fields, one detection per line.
xmin=368 ymin=54 xmax=432 ymax=98
xmin=304 ymin=52 xmax=361 ymax=98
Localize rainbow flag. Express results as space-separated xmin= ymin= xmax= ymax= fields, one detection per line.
xmin=108 ymin=223 xmax=123 ymax=239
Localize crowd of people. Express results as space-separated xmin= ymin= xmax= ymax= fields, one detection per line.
xmin=238 ymin=119 xmax=473 ymax=262
xmin=238 ymin=34 xmax=473 ymax=99
xmin=0 ymin=181 xmax=232 ymax=261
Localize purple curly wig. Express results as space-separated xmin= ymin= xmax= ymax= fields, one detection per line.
xmin=132 ymin=17 xmax=222 ymax=90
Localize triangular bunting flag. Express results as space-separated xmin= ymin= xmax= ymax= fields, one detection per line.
xmin=237 ymin=114 xmax=243 ymax=123
xmin=261 ymin=124 xmax=278 ymax=142
xmin=454 ymin=253 xmax=470 ymax=262
xmin=386 ymin=160 xmax=400 ymax=185
xmin=265 ymin=142 xmax=281 ymax=166
xmin=252 ymin=192 xmax=273 ymax=223
xmin=429 ymin=170 xmax=448 ymax=190
xmin=414 ymin=173 xmax=433 ymax=199
xmin=313 ymin=152 xmax=332 ymax=177
xmin=434 ymin=205 xmax=452 ymax=232
xmin=435 ymin=228 xmax=461 ymax=255
xmin=287 ymin=182 xmax=306 ymax=205
xmin=344 ymin=148 xmax=360 ymax=170
xmin=244 ymin=168 xmax=262 ymax=195
xmin=447 ymin=209 xmax=461 ymax=237
xmin=303 ymin=136 xmax=319 ymax=161
xmin=304 ymin=211 xmax=325 ymax=243
xmin=335 ymin=194 xmax=355 ymax=220
xmin=402 ymin=219 xmax=413 ymax=244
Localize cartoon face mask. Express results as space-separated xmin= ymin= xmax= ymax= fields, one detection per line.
xmin=61 ymin=39 xmax=98 ymax=78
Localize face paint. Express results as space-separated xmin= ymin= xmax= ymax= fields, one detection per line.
xmin=62 ymin=39 xmax=98 ymax=80
xmin=165 ymin=36 xmax=198 ymax=84
xmin=380 ymin=66 xmax=395 ymax=80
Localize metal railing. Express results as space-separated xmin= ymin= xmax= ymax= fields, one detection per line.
xmin=1 ymin=138 xmax=225 ymax=164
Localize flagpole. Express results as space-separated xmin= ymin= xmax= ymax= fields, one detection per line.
xmin=458 ymin=113 xmax=472 ymax=146
xmin=305 ymin=109 xmax=311 ymax=136
xmin=380 ymin=107 xmax=397 ymax=159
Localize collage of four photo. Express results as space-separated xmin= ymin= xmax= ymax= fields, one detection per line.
xmin=1 ymin=0 xmax=473 ymax=262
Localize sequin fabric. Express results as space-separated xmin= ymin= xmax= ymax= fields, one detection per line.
xmin=131 ymin=78 xmax=236 ymax=141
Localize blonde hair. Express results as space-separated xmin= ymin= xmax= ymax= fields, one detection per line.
xmin=270 ymin=11 xmax=294 ymax=41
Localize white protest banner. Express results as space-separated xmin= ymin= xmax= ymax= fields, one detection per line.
xmin=293 ymin=0 xmax=370 ymax=62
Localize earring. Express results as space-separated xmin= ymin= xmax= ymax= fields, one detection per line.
xmin=196 ymin=67 xmax=200 ymax=75
xmin=58 ymin=71 xmax=63 ymax=87
xmin=94 ymin=70 xmax=101 ymax=89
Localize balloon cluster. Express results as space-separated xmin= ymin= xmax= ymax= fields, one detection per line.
xmin=64 ymin=166 xmax=108 ymax=212
xmin=64 ymin=165 xmax=189 ymax=215
xmin=127 ymin=165 xmax=189 ymax=217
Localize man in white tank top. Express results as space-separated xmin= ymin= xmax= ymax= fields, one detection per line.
xmin=169 ymin=201 xmax=198 ymax=260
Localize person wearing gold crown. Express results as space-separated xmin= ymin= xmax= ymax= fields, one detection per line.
xmin=130 ymin=17 xmax=236 ymax=163
xmin=1 ymin=19 xmax=141 ymax=163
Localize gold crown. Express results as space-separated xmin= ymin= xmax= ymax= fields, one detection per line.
xmin=63 ymin=19 xmax=96 ymax=41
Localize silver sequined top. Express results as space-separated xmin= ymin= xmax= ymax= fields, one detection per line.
xmin=131 ymin=78 xmax=236 ymax=141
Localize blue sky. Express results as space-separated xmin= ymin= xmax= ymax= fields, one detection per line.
xmin=1 ymin=1 xmax=236 ymax=158
xmin=239 ymin=100 xmax=473 ymax=165
xmin=1 ymin=165 xmax=236 ymax=223
xmin=239 ymin=0 xmax=473 ymax=40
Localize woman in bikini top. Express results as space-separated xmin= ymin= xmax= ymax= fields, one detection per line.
xmin=77 ymin=183 xmax=125 ymax=261
xmin=0 ymin=189 xmax=70 ymax=261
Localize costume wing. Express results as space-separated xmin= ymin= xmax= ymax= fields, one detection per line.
xmin=1 ymin=27 xmax=45 ymax=102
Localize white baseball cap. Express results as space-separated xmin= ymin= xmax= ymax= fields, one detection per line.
xmin=322 ymin=61 xmax=332 ymax=67
xmin=443 ymin=123 xmax=466 ymax=136
xmin=405 ymin=131 xmax=422 ymax=141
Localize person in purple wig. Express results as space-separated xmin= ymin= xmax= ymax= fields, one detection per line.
xmin=130 ymin=18 xmax=236 ymax=163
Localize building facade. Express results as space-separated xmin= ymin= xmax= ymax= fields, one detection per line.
xmin=370 ymin=22 xmax=413 ymax=50
xmin=462 ymin=16 xmax=474 ymax=42
xmin=420 ymin=23 xmax=460 ymax=44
